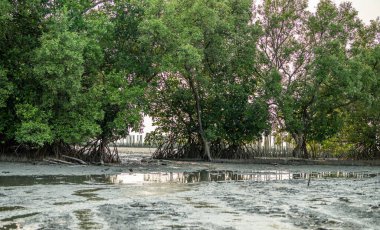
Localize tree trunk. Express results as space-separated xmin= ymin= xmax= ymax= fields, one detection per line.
xmin=264 ymin=135 xmax=269 ymax=156
xmin=292 ymin=133 xmax=309 ymax=159
xmin=187 ymin=74 xmax=212 ymax=161
xmin=203 ymin=139 xmax=211 ymax=161
xmin=98 ymin=138 xmax=106 ymax=164
xmin=301 ymin=138 xmax=308 ymax=159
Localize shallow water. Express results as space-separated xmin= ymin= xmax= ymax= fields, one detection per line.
xmin=0 ymin=160 xmax=379 ymax=229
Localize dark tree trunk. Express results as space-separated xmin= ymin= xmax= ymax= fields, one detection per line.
xmin=187 ymin=73 xmax=212 ymax=161
xmin=292 ymin=133 xmax=309 ymax=159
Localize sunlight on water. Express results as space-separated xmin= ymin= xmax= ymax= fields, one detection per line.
xmin=109 ymin=170 xmax=292 ymax=184
xmin=108 ymin=170 xmax=378 ymax=184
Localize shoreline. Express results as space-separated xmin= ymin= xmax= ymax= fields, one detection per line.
xmin=1 ymin=156 xmax=379 ymax=167
xmin=1 ymin=146 xmax=379 ymax=167
xmin=211 ymin=158 xmax=380 ymax=166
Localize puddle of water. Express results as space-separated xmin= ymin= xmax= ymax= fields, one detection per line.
xmin=109 ymin=170 xmax=379 ymax=184
xmin=1 ymin=170 xmax=377 ymax=187
xmin=293 ymin=171 xmax=378 ymax=179
xmin=109 ymin=170 xmax=292 ymax=184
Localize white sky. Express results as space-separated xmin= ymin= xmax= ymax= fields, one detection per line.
xmin=308 ymin=0 xmax=380 ymax=23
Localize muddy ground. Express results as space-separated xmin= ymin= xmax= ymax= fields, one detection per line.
xmin=0 ymin=151 xmax=379 ymax=230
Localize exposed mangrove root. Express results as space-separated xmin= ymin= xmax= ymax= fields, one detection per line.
xmin=151 ymin=131 xmax=204 ymax=159
xmin=78 ymin=139 xmax=120 ymax=164
xmin=0 ymin=140 xmax=120 ymax=164
xmin=0 ymin=141 xmax=75 ymax=161
xmin=213 ymin=144 xmax=252 ymax=159
xmin=43 ymin=158 xmax=75 ymax=165
xmin=352 ymin=143 xmax=380 ymax=160
xmin=152 ymin=137 xmax=253 ymax=160
xmin=61 ymin=155 xmax=87 ymax=165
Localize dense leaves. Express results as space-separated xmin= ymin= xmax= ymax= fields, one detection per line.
xmin=254 ymin=0 xmax=379 ymax=158
xmin=0 ymin=0 xmax=379 ymax=160
xmin=144 ymin=0 xmax=269 ymax=159
xmin=0 ymin=1 xmax=144 ymax=161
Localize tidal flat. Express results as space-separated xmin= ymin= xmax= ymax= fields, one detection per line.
xmin=0 ymin=155 xmax=379 ymax=230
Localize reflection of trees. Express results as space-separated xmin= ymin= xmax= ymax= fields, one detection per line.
xmin=108 ymin=171 xmax=378 ymax=184
xmin=292 ymin=172 xmax=378 ymax=179
xmin=183 ymin=170 xmax=294 ymax=183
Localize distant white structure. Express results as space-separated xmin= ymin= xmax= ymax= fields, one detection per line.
xmin=115 ymin=116 xmax=156 ymax=146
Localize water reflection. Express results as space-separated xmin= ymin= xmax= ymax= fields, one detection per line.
xmin=292 ymin=171 xmax=378 ymax=179
xmin=109 ymin=170 xmax=292 ymax=184
xmin=0 ymin=171 xmax=377 ymax=187
xmin=109 ymin=170 xmax=379 ymax=184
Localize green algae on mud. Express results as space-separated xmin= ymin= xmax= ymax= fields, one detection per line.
xmin=0 ymin=206 xmax=24 ymax=212
xmin=0 ymin=175 xmax=111 ymax=187
xmin=73 ymin=188 xmax=107 ymax=201
xmin=74 ymin=209 xmax=104 ymax=230
xmin=0 ymin=223 xmax=20 ymax=230
xmin=1 ymin=212 xmax=40 ymax=222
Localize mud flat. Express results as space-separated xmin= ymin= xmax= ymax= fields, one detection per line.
xmin=0 ymin=155 xmax=379 ymax=229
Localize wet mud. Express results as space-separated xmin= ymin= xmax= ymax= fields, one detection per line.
xmin=0 ymin=158 xmax=379 ymax=229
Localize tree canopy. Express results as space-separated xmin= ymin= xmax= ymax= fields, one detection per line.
xmin=0 ymin=0 xmax=379 ymax=161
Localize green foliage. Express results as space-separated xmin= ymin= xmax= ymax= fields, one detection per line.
xmin=0 ymin=68 xmax=12 ymax=109
xmin=15 ymin=104 xmax=52 ymax=146
xmin=0 ymin=0 xmax=378 ymax=160
xmin=29 ymin=10 xmax=103 ymax=145
xmin=145 ymin=0 xmax=268 ymax=158
xmin=339 ymin=44 xmax=380 ymax=158
xmin=0 ymin=1 xmax=11 ymax=28
xmin=0 ymin=0 xmax=48 ymax=143
xmin=256 ymin=0 xmax=368 ymax=158
xmin=0 ymin=1 xmax=143 ymax=158
xmin=98 ymin=71 xmax=144 ymax=142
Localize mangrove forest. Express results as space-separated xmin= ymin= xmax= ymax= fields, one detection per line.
xmin=0 ymin=0 xmax=379 ymax=162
